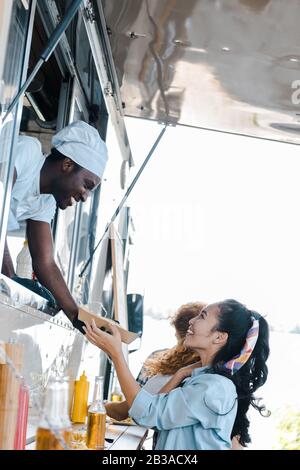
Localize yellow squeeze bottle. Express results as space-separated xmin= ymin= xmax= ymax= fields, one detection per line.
xmin=71 ymin=371 xmax=90 ymax=424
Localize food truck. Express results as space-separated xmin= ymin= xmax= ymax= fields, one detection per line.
xmin=0 ymin=0 xmax=299 ymax=450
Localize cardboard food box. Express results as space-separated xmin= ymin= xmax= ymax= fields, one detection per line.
xmin=78 ymin=307 xmax=139 ymax=345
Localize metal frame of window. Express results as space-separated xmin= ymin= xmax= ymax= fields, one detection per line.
xmin=36 ymin=0 xmax=73 ymax=79
xmin=53 ymin=76 xmax=90 ymax=293
xmin=0 ymin=0 xmax=37 ymax=264
xmin=81 ymin=0 xmax=132 ymax=165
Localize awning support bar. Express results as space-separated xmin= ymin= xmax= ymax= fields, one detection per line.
xmin=80 ymin=124 xmax=168 ymax=277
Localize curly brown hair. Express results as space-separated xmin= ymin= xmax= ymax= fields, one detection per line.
xmin=144 ymin=302 xmax=207 ymax=376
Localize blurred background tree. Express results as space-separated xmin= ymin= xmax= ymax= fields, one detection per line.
xmin=276 ymin=406 xmax=300 ymax=450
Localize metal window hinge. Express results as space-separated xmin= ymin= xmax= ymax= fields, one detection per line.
xmin=104 ymin=82 xmax=114 ymax=97
xmin=84 ymin=1 xmax=96 ymax=23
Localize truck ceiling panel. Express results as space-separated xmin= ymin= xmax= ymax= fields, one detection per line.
xmin=102 ymin=0 xmax=300 ymax=144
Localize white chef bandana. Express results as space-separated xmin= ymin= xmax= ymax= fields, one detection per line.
xmin=52 ymin=121 xmax=108 ymax=178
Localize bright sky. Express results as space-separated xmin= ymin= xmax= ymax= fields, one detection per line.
xmin=123 ymin=117 xmax=300 ymax=332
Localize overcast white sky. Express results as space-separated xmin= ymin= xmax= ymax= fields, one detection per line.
xmin=122 ymin=117 xmax=300 ymax=332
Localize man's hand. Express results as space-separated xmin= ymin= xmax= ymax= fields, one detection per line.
xmin=83 ymin=320 xmax=122 ymax=359
xmin=72 ymin=316 xmax=86 ymax=334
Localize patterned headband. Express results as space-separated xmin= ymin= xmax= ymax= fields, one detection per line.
xmin=223 ymin=317 xmax=260 ymax=375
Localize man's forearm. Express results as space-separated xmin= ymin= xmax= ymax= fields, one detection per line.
xmin=111 ymin=354 xmax=141 ymax=408
xmin=33 ymin=260 xmax=77 ymax=321
xmin=1 ymin=239 xmax=16 ymax=278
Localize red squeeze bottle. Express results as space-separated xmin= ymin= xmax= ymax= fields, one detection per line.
xmin=14 ymin=383 xmax=30 ymax=450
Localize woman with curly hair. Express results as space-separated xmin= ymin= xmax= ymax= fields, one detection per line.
xmin=84 ymin=299 xmax=270 ymax=450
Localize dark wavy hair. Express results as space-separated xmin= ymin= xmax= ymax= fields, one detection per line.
xmin=210 ymin=299 xmax=270 ymax=447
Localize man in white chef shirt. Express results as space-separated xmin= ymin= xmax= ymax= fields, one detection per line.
xmin=1 ymin=120 xmax=108 ymax=331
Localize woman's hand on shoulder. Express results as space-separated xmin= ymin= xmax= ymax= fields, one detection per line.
xmin=175 ymin=360 xmax=203 ymax=381
xmin=159 ymin=361 xmax=203 ymax=394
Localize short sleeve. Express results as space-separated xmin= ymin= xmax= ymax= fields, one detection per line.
xmin=14 ymin=136 xmax=42 ymax=178
xmin=27 ymin=195 xmax=57 ymax=225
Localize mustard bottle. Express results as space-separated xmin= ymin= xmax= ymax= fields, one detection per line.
xmin=71 ymin=371 xmax=90 ymax=424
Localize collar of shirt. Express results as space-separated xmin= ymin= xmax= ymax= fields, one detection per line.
xmin=191 ymin=365 xmax=211 ymax=377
